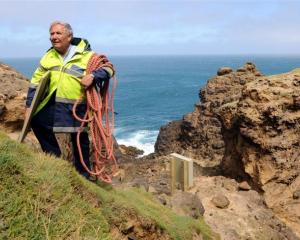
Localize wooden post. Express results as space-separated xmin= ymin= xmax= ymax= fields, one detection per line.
xmin=170 ymin=153 xmax=193 ymax=194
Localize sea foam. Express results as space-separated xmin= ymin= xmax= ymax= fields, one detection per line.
xmin=116 ymin=130 xmax=159 ymax=156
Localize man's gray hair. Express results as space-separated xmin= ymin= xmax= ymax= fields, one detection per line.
xmin=49 ymin=21 xmax=73 ymax=37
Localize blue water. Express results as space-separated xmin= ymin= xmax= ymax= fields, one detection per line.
xmin=2 ymin=55 xmax=300 ymax=154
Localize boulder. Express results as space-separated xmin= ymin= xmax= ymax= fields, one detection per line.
xmin=238 ymin=181 xmax=251 ymax=191
xmin=217 ymin=67 xmax=233 ymax=76
xmin=211 ymin=194 xmax=230 ymax=209
xmin=0 ymin=63 xmax=29 ymax=132
xmin=119 ymin=144 xmax=144 ymax=158
xmin=169 ymin=191 xmax=205 ymax=219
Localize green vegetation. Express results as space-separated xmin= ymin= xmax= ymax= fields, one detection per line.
xmin=0 ymin=132 xmax=218 ymax=240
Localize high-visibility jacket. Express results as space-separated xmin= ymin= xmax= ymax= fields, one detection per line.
xmin=26 ymin=38 xmax=113 ymax=132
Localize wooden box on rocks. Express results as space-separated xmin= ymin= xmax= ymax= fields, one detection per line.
xmin=170 ymin=153 xmax=193 ymax=193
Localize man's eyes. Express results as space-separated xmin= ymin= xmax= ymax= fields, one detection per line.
xmin=51 ymin=32 xmax=62 ymax=35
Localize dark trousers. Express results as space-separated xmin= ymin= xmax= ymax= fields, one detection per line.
xmin=30 ymin=94 xmax=91 ymax=177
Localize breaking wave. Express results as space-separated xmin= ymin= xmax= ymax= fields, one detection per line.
xmin=115 ymin=129 xmax=159 ymax=156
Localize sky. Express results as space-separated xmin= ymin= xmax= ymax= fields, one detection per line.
xmin=0 ymin=0 xmax=300 ymax=58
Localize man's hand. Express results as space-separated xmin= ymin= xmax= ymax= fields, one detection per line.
xmin=81 ymin=74 xmax=94 ymax=88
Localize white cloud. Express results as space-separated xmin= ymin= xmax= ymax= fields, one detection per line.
xmin=0 ymin=26 xmax=46 ymax=42
xmin=0 ymin=0 xmax=300 ymax=57
xmin=82 ymin=25 xmax=219 ymax=46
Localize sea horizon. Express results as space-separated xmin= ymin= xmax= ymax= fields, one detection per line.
xmin=3 ymin=53 xmax=300 ymax=59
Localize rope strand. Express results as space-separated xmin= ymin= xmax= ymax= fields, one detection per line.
xmin=72 ymin=53 xmax=118 ymax=183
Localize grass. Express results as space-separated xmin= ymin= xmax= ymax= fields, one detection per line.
xmin=0 ymin=131 xmax=219 ymax=240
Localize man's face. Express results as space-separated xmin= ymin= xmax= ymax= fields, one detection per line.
xmin=50 ymin=24 xmax=72 ymax=55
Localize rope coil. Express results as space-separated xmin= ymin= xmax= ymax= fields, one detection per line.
xmin=72 ymin=53 xmax=118 ymax=183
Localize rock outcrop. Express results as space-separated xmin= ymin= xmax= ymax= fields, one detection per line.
xmin=0 ymin=63 xmax=28 ymax=132
xmin=225 ymin=69 xmax=300 ymax=237
xmin=155 ymin=63 xmax=300 ymax=237
xmin=155 ymin=63 xmax=262 ymax=168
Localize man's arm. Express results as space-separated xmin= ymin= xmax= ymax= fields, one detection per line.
xmin=92 ymin=68 xmax=111 ymax=86
xmin=80 ymin=54 xmax=115 ymax=88
xmin=81 ymin=68 xmax=113 ymax=88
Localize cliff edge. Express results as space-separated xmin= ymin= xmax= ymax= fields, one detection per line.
xmin=0 ymin=63 xmax=28 ymax=132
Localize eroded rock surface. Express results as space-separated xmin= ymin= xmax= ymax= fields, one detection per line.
xmin=155 ymin=63 xmax=262 ymax=168
xmin=115 ymin=154 xmax=298 ymax=239
xmin=155 ymin=63 xmax=300 ymax=237
xmin=0 ymin=63 xmax=28 ymax=132
xmin=221 ymin=68 xmax=300 ymax=236
xmin=191 ymin=176 xmax=298 ymax=240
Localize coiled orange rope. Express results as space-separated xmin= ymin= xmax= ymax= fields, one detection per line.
xmin=72 ymin=53 xmax=118 ymax=183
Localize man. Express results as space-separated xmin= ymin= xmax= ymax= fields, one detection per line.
xmin=25 ymin=21 xmax=114 ymax=178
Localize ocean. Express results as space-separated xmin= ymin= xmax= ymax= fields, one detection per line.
xmin=2 ymin=55 xmax=300 ymax=155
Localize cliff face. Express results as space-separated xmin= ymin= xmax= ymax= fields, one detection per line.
xmin=155 ymin=63 xmax=262 ymax=168
xmin=225 ymin=69 xmax=300 ymax=235
xmin=155 ymin=63 xmax=300 ymax=237
xmin=0 ymin=63 xmax=28 ymax=132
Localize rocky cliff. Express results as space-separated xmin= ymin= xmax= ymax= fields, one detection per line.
xmin=155 ymin=63 xmax=262 ymax=168
xmin=155 ymin=63 xmax=300 ymax=237
xmin=0 ymin=63 xmax=28 ymax=132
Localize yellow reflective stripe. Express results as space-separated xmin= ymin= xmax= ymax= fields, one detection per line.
xmin=63 ymin=68 xmax=83 ymax=78
xmin=38 ymin=64 xmax=47 ymax=72
xmin=55 ymin=97 xmax=86 ymax=104
xmin=48 ymin=65 xmax=83 ymax=78
xmin=53 ymin=126 xmax=87 ymax=132
xmin=102 ymin=67 xmax=114 ymax=77
xmin=49 ymin=66 xmax=61 ymax=71
xmin=29 ymin=83 xmax=38 ymax=88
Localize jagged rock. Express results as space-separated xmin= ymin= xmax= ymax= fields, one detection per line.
xmin=222 ymin=179 xmax=238 ymax=191
xmin=119 ymin=145 xmax=144 ymax=158
xmin=170 ymin=191 xmax=205 ymax=219
xmin=127 ymin=235 xmax=139 ymax=240
xmin=157 ymin=193 xmax=169 ymax=206
xmin=0 ymin=63 xmax=29 ymax=132
xmin=155 ymin=63 xmax=300 ymax=237
xmin=155 ymin=62 xmax=261 ymax=168
xmin=293 ymin=189 xmax=300 ymax=199
xmin=154 ymin=120 xmax=183 ymax=156
xmin=193 ymin=175 xmax=298 ymax=239
xmin=211 ymin=194 xmax=230 ymax=209
xmin=238 ymin=181 xmax=251 ymax=191
xmin=147 ymin=186 xmax=157 ymax=194
xmin=120 ymin=221 xmax=135 ymax=234
xmin=217 ymin=67 xmax=233 ymax=76
xmin=230 ymin=70 xmax=300 ymax=236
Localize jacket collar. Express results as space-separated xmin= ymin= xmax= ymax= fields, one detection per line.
xmin=71 ymin=37 xmax=91 ymax=52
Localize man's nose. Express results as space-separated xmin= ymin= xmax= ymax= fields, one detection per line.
xmin=51 ymin=33 xmax=58 ymax=40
